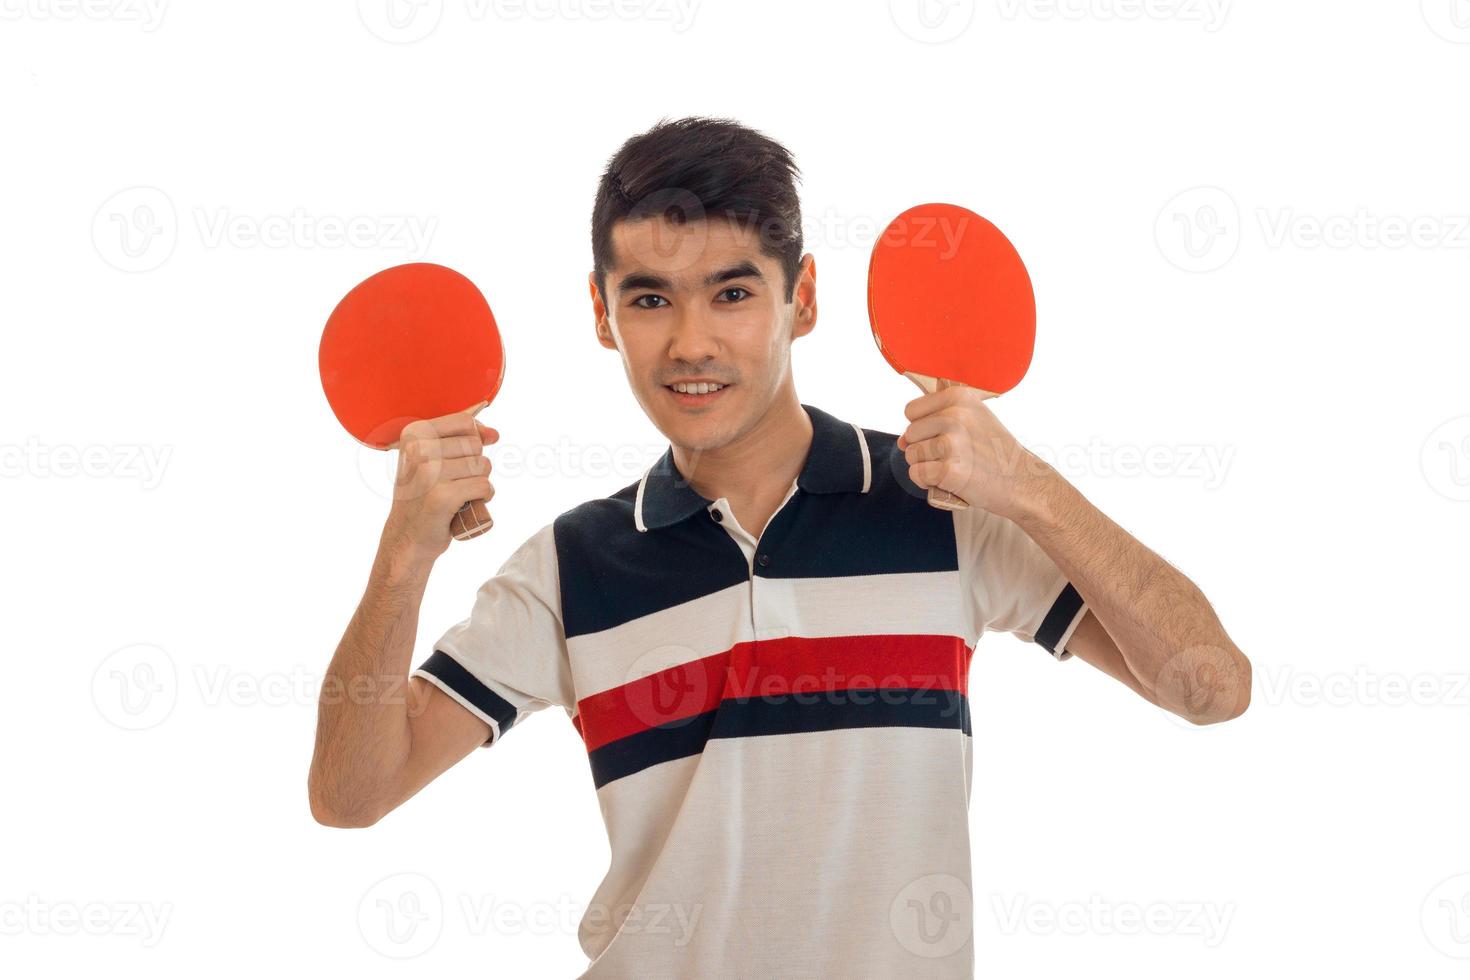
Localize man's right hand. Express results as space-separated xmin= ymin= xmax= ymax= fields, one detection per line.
xmin=380 ymin=412 xmax=499 ymax=564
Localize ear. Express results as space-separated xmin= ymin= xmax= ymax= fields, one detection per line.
xmin=790 ymin=253 xmax=817 ymax=341
xmin=589 ymin=272 xmax=617 ymax=351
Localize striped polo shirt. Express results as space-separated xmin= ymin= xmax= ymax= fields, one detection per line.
xmin=413 ymin=403 xmax=1088 ymax=978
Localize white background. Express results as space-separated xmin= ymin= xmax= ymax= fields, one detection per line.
xmin=2 ymin=1 xmax=1468 ymax=977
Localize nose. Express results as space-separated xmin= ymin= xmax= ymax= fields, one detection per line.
xmin=666 ymin=306 xmax=720 ymax=365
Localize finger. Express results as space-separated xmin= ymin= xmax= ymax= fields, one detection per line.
xmin=438 ymin=454 xmax=491 ymax=481
xmin=901 ymin=414 xmax=957 ymax=448
xmin=902 ymin=389 xmax=949 ymax=422
xmin=908 ymin=459 xmax=949 ymax=491
xmin=905 ymin=433 xmax=956 ymax=466
xmin=425 ymin=411 xmax=484 ymax=438
xmin=902 ymin=384 xmax=969 ymax=421
xmin=437 ymin=432 xmax=486 ymax=460
xmin=476 ymin=423 xmax=500 ymax=445
xmin=446 ymin=474 xmax=494 ymax=506
xmin=910 ymin=457 xmax=971 ymax=495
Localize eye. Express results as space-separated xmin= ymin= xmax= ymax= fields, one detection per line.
xmin=717 ymin=287 xmax=750 ymax=303
xmin=633 ymin=294 xmax=669 ymax=310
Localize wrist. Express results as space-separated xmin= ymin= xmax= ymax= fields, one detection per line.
xmin=374 ymin=530 xmax=438 ymax=588
xmin=1006 ymin=457 xmax=1069 ymax=533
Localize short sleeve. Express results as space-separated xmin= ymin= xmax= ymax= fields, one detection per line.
xmin=955 ymin=506 xmax=1088 ymax=661
xmin=412 ymin=523 xmax=575 ymax=747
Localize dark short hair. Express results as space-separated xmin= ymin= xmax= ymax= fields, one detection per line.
xmin=591 ymin=116 xmax=804 ymax=303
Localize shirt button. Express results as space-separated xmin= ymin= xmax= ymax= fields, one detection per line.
xmin=757 ymin=553 xmax=771 ymax=568
xmin=710 ymin=508 xmax=723 ymax=523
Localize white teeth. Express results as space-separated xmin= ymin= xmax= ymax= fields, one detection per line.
xmin=672 ymin=382 xmax=725 ymax=394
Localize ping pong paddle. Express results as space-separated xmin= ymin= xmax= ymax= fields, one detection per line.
xmin=319 ymin=262 xmax=504 ymax=541
xmin=867 ymin=202 xmax=1036 ymax=512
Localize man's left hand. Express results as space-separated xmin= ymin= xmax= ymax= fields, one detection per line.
xmin=898 ymin=385 xmax=1054 ymax=521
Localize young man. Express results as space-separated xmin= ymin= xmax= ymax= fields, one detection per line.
xmin=308 ymin=116 xmax=1252 ymax=977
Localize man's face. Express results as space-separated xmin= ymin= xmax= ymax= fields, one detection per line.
xmin=590 ymin=215 xmax=816 ymax=453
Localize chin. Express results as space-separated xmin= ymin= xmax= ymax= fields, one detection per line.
xmin=648 ymin=390 xmax=740 ymax=452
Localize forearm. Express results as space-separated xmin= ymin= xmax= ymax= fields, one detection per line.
xmin=308 ymin=538 xmax=435 ymax=826
xmin=1010 ymin=464 xmax=1251 ymax=723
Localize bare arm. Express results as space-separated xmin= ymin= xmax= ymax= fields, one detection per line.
xmin=1018 ymin=481 xmax=1252 ymax=726
xmin=308 ymin=413 xmax=499 ymax=828
xmin=900 ymin=387 xmax=1252 ymax=725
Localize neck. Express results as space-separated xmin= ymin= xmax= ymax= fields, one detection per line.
xmin=671 ymin=382 xmax=812 ymax=507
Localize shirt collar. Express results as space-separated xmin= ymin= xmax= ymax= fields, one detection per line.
xmin=633 ymin=403 xmax=873 ymax=532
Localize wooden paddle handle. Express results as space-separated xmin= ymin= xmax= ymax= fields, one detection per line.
xmin=903 ymin=373 xmax=996 ymax=512
xmin=451 ymin=500 xmax=493 ymax=541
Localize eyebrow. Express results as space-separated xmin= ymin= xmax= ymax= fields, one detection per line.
xmin=616 ymin=261 xmax=765 ymax=295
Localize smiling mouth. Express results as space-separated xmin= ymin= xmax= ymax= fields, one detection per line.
xmin=664 ymin=381 xmax=731 ymax=405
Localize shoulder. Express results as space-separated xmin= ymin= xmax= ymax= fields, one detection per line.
xmin=552 ymin=478 xmax=641 ymax=544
